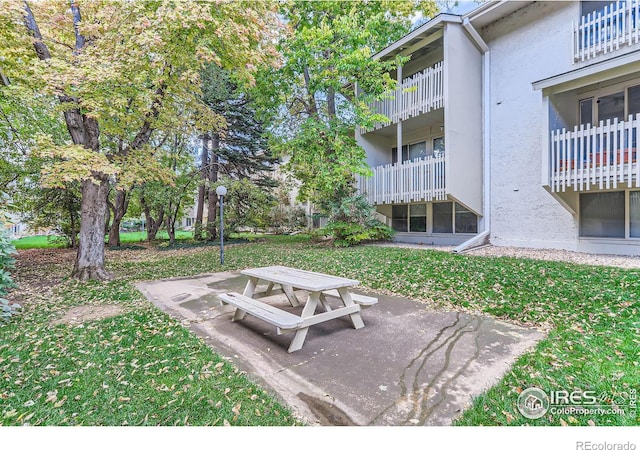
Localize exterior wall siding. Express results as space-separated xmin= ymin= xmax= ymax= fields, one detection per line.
xmin=482 ymin=1 xmax=581 ymax=250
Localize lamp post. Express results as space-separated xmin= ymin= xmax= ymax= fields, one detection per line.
xmin=215 ymin=185 xmax=227 ymax=265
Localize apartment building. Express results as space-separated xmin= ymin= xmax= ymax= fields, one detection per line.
xmin=357 ymin=0 xmax=640 ymax=255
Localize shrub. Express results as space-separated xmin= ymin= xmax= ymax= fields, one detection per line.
xmin=216 ymin=178 xmax=277 ymax=236
xmin=0 ymin=231 xmax=19 ymax=324
xmin=269 ymin=205 xmax=308 ymax=234
xmin=317 ymin=194 xmax=395 ymax=247
xmin=322 ymin=220 xmax=395 ymax=247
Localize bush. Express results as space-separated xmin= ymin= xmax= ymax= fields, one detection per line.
xmin=0 ymin=231 xmax=19 ymax=324
xmin=269 ymin=205 xmax=308 ymax=234
xmin=322 ymin=220 xmax=395 ymax=247
xmin=316 ymin=194 xmax=395 ymax=247
xmin=216 ymin=178 xmax=277 ymax=236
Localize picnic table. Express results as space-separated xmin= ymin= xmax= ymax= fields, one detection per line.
xmin=218 ymin=265 xmax=377 ymax=352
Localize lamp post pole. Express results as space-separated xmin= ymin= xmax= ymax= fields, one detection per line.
xmin=215 ymin=185 xmax=227 ymax=265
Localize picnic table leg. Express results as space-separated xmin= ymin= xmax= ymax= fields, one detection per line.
xmin=318 ymin=293 xmax=333 ymax=312
xmin=281 ymin=284 xmax=301 ymax=307
xmin=337 ymin=287 xmax=365 ymax=329
xmin=233 ymin=276 xmax=259 ymax=322
xmin=265 ymin=282 xmax=275 ymax=296
xmin=288 ymin=291 xmax=320 ymax=352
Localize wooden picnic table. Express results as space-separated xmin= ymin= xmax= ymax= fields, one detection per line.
xmin=218 ymin=265 xmax=377 ymax=352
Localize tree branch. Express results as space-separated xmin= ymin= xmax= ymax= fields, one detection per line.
xmin=23 ymin=1 xmax=52 ymax=60
xmin=127 ymin=80 xmax=167 ymax=153
xmin=69 ymin=0 xmax=86 ymax=54
xmin=0 ymin=67 xmax=9 ymax=86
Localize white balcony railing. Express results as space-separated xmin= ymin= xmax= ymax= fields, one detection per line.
xmin=357 ymin=155 xmax=446 ymax=205
xmin=550 ymin=115 xmax=640 ymax=192
xmin=573 ymin=0 xmax=640 ymax=62
xmin=367 ymin=61 xmax=444 ymax=131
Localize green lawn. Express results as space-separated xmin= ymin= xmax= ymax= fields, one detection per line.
xmin=1 ymin=236 xmax=638 ymax=426
xmin=11 ymin=230 xmax=194 ymax=250
xmin=11 ymin=235 xmax=67 ymax=249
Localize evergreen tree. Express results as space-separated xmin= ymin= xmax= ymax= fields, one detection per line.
xmin=194 ymin=64 xmax=278 ymax=241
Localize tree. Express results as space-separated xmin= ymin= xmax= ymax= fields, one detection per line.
xmin=0 ymin=1 xmax=280 ymax=280
xmin=215 ymin=178 xmax=277 ymax=237
xmin=266 ymin=0 xmax=437 ymax=209
xmin=194 ymin=64 xmax=279 ymax=241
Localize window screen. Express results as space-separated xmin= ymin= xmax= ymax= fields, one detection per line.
xmin=409 ymin=204 xmax=427 ymax=232
xmin=408 ymin=142 xmax=427 ymax=161
xmin=580 ymin=98 xmax=593 ymax=126
xmin=581 ymin=1 xmax=616 ymax=17
xmin=597 ymin=92 xmax=625 ymax=122
xmin=455 ymin=203 xmax=478 ymax=234
xmin=433 ymin=137 xmax=445 ymax=157
xmin=433 ymin=202 xmax=453 ymax=233
xmin=392 ymin=205 xmax=408 ymax=232
xmin=628 ymin=85 xmax=640 ymax=117
xmin=580 ymin=192 xmax=625 ymax=238
xmin=391 ymin=145 xmax=409 ymax=164
xmin=631 ymin=191 xmax=640 ymax=238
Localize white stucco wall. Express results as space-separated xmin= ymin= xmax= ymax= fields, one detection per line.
xmin=482 ymin=1 xmax=581 ymax=250
xmin=444 ymin=23 xmax=483 ymax=215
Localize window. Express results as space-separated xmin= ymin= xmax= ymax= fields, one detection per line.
xmin=628 ymin=85 xmax=640 ymax=117
xmin=409 ymin=204 xmax=427 ymax=232
xmin=581 ymin=1 xmax=616 ymax=17
xmin=433 ymin=136 xmax=445 ymax=157
xmin=597 ymin=91 xmax=625 ymax=122
xmin=631 ymin=191 xmax=640 ymax=238
xmin=455 ymin=204 xmax=478 ymax=233
xmin=408 ymin=142 xmax=427 ymax=160
xmin=580 ymin=98 xmax=593 ymax=126
xmin=580 ymin=84 xmax=640 ymax=126
xmin=580 ymin=192 xmax=625 ymax=238
xmin=391 ymin=141 xmax=427 ymax=164
xmin=392 ymin=205 xmax=408 ymax=232
xmin=433 ymin=202 xmax=453 ymax=233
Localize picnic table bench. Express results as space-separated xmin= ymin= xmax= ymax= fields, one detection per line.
xmin=218 ymin=266 xmax=377 ymax=352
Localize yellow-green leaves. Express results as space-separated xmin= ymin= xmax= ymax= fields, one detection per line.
xmin=35 ymin=136 xmax=117 ymax=187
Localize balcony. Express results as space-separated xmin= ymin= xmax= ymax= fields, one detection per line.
xmin=549 ymin=115 xmax=640 ymax=192
xmin=357 ymin=155 xmax=446 ymax=205
xmin=573 ymin=0 xmax=640 ymax=62
xmin=367 ymin=61 xmax=444 ymax=132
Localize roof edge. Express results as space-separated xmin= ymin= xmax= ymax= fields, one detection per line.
xmin=373 ymin=13 xmax=462 ymax=60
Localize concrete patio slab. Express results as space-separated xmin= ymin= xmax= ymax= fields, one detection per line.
xmin=137 ymin=271 xmax=544 ymax=426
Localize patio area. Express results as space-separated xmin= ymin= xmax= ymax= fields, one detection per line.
xmin=137 ymin=270 xmax=544 ymax=426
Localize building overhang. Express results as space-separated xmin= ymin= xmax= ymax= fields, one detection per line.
xmin=532 ymin=50 xmax=640 ymax=94
xmin=373 ymin=14 xmax=461 ymax=61
xmin=464 ymin=1 xmax=535 ymax=29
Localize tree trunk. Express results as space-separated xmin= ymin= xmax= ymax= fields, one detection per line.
xmin=194 ymin=135 xmax=209 ymax=240
xmin=206 ymin=134 xmax=219 ymax=241
xmin=327 ymin=86 xmax=337 ymax=119
xmin=140 ymin=194 xmax=164 ymax=241
xmin=71 ymin=178 xmax=112 ymax=281
xmin=108 ymin=190 xmax=129 ymax=247
xmin=165 ymin=215 xmax=175 ymax=246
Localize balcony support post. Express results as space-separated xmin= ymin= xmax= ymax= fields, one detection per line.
xmin=396 ymin=64 xmax=403 ymax=163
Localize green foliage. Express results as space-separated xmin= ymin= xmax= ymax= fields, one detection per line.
xmin=0 ymin=229 xmax=19 ymax=323
xmin=269 ymin=205 xmax=308 ymax=234
xmin=200 ymin=64 xmax=278 ymax=185
xmin=216 ymin=178 xmax=277 ymax=235
xmin=265 ymin=0 xmax=437 ymax=206
xmin=13 ymin=184 xmax=81 ymax=248
xmin=316 ymin=194 xmax=395 ymax=246
xmin=320 ymin=220 xmax=395 ymax=247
